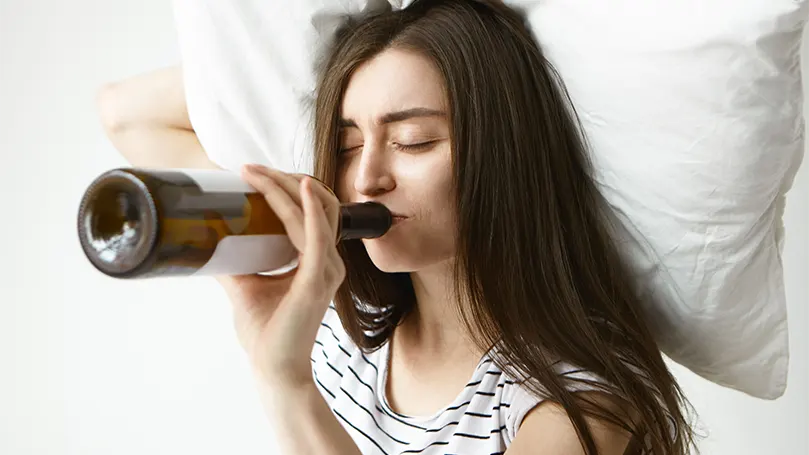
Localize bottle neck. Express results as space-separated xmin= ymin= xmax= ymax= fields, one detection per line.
xmin=337 ymin=202 xmax=392 ymax=240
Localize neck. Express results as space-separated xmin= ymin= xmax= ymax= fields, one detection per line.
xmin=399 ymin=258 xmax=473 ymax=356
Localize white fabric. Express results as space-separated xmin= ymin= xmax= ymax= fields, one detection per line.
xmin=172 ymin=0 xmax=807 ymax=399
xmin=507 ymin=0 xmax=806 ymax=400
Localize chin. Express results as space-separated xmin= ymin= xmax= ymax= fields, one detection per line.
xmin=361 ymin=239 xmax=420 ymax=273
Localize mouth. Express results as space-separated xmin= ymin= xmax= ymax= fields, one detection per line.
xmin=391 ymin=215 xmax=408 ymax=225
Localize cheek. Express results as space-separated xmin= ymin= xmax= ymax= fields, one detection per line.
xmin=412 ymin=152 xmax=455 ymax=207
xmin=398 ymin=145 xmax=453 ymax=186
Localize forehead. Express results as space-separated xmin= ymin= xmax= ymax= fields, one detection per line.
xmin=341 ymin=48 xmax=447 ymax=120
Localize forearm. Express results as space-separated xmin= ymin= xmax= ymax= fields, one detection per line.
xmin=98 ymin=66 xmax=192 ymax=131
xmin=97 ymin=65 xmax=220 ymax=170
xmin=106 ymin=125 xmax=219 ymax=169
xmin=259 ymin=382 xmax=362 ymax=455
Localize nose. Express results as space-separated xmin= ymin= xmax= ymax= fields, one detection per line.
xmin=353 ymin=143 xmax=395 ymax=197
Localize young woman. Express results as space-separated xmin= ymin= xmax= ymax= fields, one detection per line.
xmin=98 ymin=1 xmax=698 ymax=453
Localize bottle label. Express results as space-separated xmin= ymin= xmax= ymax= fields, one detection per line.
xmin=176 ymin=168 xmax=257 ymax=193
xmin=192 ymin=234 xmax=299 ymax=276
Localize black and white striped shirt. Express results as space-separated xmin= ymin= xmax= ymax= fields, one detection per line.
xmin=310 ymin=305 xmax=605 ymax=454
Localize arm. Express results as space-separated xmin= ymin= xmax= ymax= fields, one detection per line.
xmin=98 ymin=66 xmax=360 ymax=454
xmin=259 ymin=382 xmax=362 ymax=455
xmin=506 ymin=392 xmax=636 ymax=455
xmin=96 ymin=65 xmax=220 ymax=169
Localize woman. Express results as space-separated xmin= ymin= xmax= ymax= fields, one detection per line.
xmin=99 ymin=0 xmax=698 ymax=453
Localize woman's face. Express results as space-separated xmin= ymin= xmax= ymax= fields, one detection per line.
xmin=336 ymin=48 xmax=456 ymax=273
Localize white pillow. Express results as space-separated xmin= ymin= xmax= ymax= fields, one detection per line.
xmin=172 ymin=0 xmax=391 ymax=175
xmin=172 ymin=0 xmax=806 ymax=399
xmin=506 ymin=0 xmax=806 ymax=400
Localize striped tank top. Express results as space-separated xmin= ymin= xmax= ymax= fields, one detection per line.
xmin=310 ymin=305 xmax=606 ymax=454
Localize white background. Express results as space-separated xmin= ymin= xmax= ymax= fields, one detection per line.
xmin=0 ymin=1 xmax=807 ymax=454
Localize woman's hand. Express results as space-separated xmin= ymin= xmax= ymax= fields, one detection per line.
xmin=216 ymin=164 xmax=346 ymax=391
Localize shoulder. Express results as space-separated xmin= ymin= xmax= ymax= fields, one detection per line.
xmin=494 ymin=352 xmax=623 ymax=446
xmin=491 ymin=347 xmax=642 ymax=454
xmin=507 ymin=390 xmax=637 ymax=455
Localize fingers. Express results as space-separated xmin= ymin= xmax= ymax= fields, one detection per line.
xmin=256 ymin=168 xmax=306 ymax=207
xmin=243 ymin=164 xmax=341 ymax=242
xmin=266 ymin=167 xmax=340 ymax=239
xmin=301 ymin=176 xmax=340 ymax=241
xmin=300 ymin=177 xmax=346 ymax=296
xmin=241 ymin=165 xmax=306 ymax=251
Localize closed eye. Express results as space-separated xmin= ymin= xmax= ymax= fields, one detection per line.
xmin=338 ymin=145 xmax=362 ymax=155
xmin=394 ymin=140 xmax=438 ymax=152
xmin=339 ymin=140 xmax=439 ymax=155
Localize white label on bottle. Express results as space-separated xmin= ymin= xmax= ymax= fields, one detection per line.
xmin=177 ymin=168 xmax=257 ymax=193
xmin=192 ymin=234 xmax=299 ymax=276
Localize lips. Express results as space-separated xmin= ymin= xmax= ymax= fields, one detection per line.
xmin=359 ymin=201 xmax=407 ymax=220
xmin=382 ymin=208 xmax=407 ymax=219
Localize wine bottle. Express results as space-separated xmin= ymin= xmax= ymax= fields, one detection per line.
xmin=76 ymin=167 xmax=391 ymax=279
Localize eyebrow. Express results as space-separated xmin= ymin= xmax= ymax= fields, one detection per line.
xmin=339 ymin=107 xmax=446 ymax=128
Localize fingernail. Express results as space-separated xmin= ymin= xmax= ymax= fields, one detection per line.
xmin=242 ymin=164 xmax=262 ymax=174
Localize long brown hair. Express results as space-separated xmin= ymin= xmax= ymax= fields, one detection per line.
xmin=312 ymin=1 xmax=700 ymax=453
